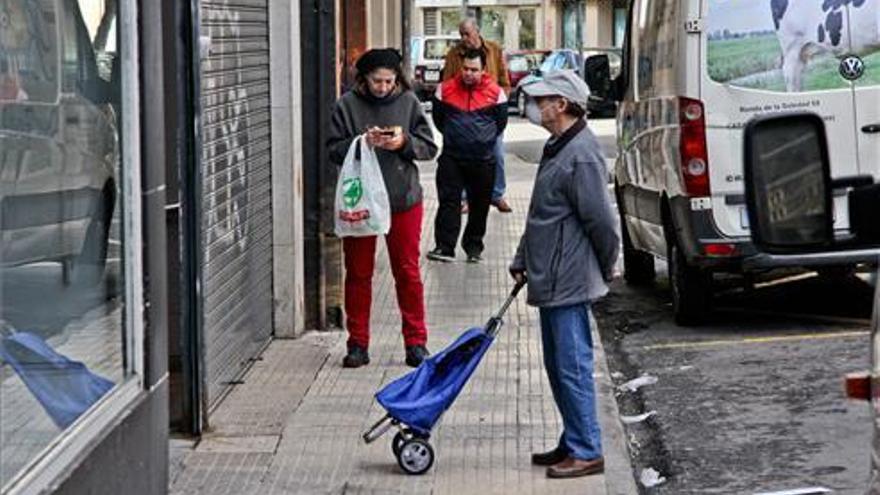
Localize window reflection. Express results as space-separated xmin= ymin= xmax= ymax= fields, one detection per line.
xmin=0 ymin=0 xmax=124 ymax=485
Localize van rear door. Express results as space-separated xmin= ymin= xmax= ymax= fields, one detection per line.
xmin=853 ymin=35 xmax=880 ymax=179
xmin=701 ymin=0 xmax=861 ymax=238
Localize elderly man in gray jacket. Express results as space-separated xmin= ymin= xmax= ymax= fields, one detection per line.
xmin=509 ymin=70 xmax=620 ymax=479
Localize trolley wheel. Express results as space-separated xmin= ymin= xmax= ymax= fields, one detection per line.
xmin=397 ymin=438 xmax=435 ymax=475
xmin=391 ymin=430 xmax=409 ymax=457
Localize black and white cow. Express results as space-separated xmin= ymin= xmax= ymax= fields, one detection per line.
xmin=772 ymin=0 xmax=879 ymax=91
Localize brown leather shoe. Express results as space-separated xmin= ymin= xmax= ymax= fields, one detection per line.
xmin=531 ymin=448 xmax=568 ymax=466
xmin=492 ymin=198 xmax=513 ymax=213
xmin=546 ymin=456 xmax=604 ymax=479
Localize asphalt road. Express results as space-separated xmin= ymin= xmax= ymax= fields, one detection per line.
xmin=594 ymin=266 xmax=875 ymax=494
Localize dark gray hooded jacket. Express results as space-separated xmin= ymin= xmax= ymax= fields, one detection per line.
xmin=510 ymin=120 xmax=620 ymax=307
xmin=328 ymin=87 xmax=438 ymax=213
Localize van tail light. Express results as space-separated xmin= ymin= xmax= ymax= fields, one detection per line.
xmin=845 ymin=372 xmax=871 ymax=401
xmin=679 ymin=97 xmax=710 ymax=197
xmin=704 ymin=243 xmax=736 ymax=257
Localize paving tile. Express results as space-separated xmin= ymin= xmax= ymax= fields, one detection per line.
xmin=170 ymin=150 xmax=637 ymax=494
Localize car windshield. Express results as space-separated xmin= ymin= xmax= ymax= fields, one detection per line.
xmin=0 ymin=0 xmax=60 ymax=104
xmin=509 ymin=53 xmax=547 ymax=72
xmin=509 ymin=57 xmax=529 ymax=72
xmin=424 ymin=39 xmax=457 ymax=60
xmin=539 ymin=52 xmax=573 ymax=73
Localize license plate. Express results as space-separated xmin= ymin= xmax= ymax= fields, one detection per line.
xmin=424 ymin=70 xmax=439 ymax=82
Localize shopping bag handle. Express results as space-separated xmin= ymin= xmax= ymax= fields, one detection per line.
xmin=485 ymin=280 xmax=526 ymax=337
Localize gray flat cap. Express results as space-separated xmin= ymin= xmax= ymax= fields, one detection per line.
xmin=522 ymin=70 xmax=591 ymax=111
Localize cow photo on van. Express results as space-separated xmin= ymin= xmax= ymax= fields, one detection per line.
xmin=706 ymin=0 xmax=880 ymax=92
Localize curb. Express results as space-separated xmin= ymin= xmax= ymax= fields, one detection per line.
xmin=591 ymin=312 xmax=639 ymax=495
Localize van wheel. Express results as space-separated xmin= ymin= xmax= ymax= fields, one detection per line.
xmin=67 ymin=196 xmax=111 ymax=287
xmin=620 ymin=212 xmax=655 ymax=285
xmin=668 ymin=239 xmax=711 ymax=326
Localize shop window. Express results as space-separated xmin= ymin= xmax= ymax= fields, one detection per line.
xmin=479 ymin=8 xmax=505 ymax=45
xmin=518 ymin=9 xmax=536 ymax=50
xmin=440 ymin=8 xmax=461 ymax=36
xmin=423 ymin=8 xmax=438 ymax=36
xmin=0 ymin=0 xmax=132 ymax=487
xmin=562 ymin=1 xmax=584 ymax=49
xmin=614 ymin=8 xmax=627 ymax=48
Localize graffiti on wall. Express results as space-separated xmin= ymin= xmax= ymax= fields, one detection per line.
xmin=201 ymin=6 xmax=249 ymax=264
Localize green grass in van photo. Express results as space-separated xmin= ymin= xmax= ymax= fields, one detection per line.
xmin=708 ymin=34 xmax=780 ymax=83
xmin=709 ymin=34 xmax=880 ymax=91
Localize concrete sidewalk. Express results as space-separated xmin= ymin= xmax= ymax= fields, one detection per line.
xmin=169 ymin=121 xmax=636 ymax=494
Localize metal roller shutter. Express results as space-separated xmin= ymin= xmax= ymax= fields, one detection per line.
xmin=199 ymin=0 xmax=273 ymax=408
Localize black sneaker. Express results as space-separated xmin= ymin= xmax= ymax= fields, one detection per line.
xmin=427 ymin=249 xmax=455 ymax=263
xmin=342 ymin=345 xmax=370 ymax=368
xmin=466 ymin=253 xmax=483 ymax=264
xmin=405 ymin=345 xmax=430 ymax=368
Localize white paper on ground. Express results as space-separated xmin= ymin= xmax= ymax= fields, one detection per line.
xmin=640 ymin=468 xmax=666 ymax=487
xmin=618 ymin=374 xmax=659 ymax=392
xmin=620 ymin=411 xmax=657 ymax=424
xmin=753 ymin=488 xmax=832 ymax=495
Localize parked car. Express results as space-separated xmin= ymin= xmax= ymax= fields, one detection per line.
xmin=510 ymin=48 xmax=582 ymax=115
xmin=589 ymin=0 xmax=880 ymax=324
xmin=409 ymin=35 xmax=459 ymax=101
xmin=581 ymin=47 xmax=621 ymax=118
xmin=0 ymin=0 xmax=119 ymax=286
xmin=505 ymin=49 xmax=549 ymax=93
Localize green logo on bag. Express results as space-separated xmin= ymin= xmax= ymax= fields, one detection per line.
xmin=342 ymin=178 xmax=363 ymax=209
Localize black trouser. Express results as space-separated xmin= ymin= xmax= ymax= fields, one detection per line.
xmin=434 ymin=154 xmax=496 ymax=257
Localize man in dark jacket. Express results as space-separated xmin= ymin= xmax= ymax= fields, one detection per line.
xmin=510 ymin=70 xmax=620 ymax=478
xmin=428 ymin=48 xmax=508 ymax=264
xmin=443 ymin=18 xmax=513 ymax=213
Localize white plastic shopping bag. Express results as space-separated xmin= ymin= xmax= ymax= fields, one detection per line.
xmin=334 ymin=136 xmax=391 ymax=237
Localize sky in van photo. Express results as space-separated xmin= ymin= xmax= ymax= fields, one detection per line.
xmin=707 ymin=0 xmax=880 ymax=92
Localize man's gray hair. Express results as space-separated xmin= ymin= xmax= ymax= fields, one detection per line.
xmin=458 ymin=17 xmax=479 ymax=32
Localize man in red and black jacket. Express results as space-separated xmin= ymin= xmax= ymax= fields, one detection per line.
xmin=427 ymin=48 xmax=508 ymax=264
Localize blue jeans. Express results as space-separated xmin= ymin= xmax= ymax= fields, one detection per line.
xmin=492 ymin=137 xmax=506 ymax=201
xmin=539 ymin=303 xmax=603 ymax=461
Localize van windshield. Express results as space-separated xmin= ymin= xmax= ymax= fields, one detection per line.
xmin=424 ymin=39 xmax=457 ymax=60
xmin=0 ymin=0 xmax=60 ymax=104
xmin=704 ymin=0 xmax=876 ymax=92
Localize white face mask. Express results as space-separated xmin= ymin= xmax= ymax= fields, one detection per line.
xmin=524 ymin=98 xmax=545 ymax=127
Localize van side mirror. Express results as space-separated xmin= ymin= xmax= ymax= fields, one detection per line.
xmin=584 ymin=54 xmax=613 ymax=101
xmin=743 ymin=113 xmax=834 ymax=253
xmin=744 ymin=113 xmax=880 ymax=253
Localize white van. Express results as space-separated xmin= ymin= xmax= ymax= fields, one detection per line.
xmin=409 ymin=35 xmax=459 ymax=101
xmin=590 ymin=0 xmax=880 ymax=324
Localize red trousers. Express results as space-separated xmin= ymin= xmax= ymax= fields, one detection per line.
xmin=343 ymin=202 xmax=428 ymax=350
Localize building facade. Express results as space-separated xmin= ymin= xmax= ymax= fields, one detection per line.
xmin=0 ymin=0 xmax=411 ymax=491
xmin=411 ymin=0 xmax=628 ymax=51
xmin=0 ymin=0 xmax=171 ymax=492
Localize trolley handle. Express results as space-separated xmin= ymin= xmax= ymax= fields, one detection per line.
xmin=485 ymin=280 xmax=526 ymax=337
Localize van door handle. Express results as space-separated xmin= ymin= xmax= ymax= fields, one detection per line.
xmin=862 ymin=123 xmax=880 ymax=134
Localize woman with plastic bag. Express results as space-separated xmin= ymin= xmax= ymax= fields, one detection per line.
xmin=327 ymin=48 xmax=439 ymax=369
